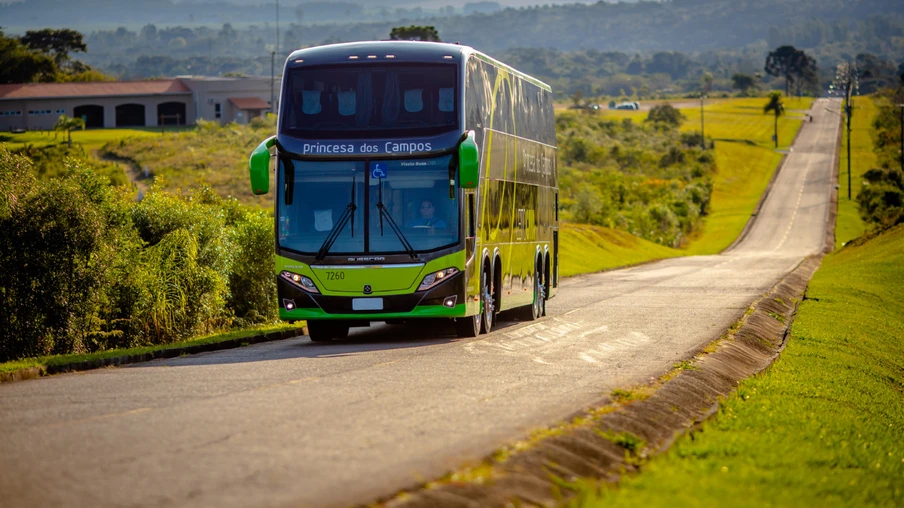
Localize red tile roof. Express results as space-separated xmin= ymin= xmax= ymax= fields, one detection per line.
xmin=229 ymin=97 xmax=271 ymax=110
xmin=0 ymin=80 xmax=191 ymax=100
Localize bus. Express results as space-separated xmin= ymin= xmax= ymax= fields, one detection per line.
xmin=249 ymin=41 xmax=559 ymax=341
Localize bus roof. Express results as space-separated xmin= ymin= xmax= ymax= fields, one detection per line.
xmin=285 ymin=41 xmax=551 ymax=92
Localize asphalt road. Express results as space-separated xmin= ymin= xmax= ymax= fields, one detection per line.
xmin=0 ymin=99 xmax=840 ymax=508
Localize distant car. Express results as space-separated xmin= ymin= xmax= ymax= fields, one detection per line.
xmin=614 ymin=101 xmax=640 ymax=110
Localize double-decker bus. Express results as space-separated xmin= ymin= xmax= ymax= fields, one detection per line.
xmin=249 ymin=41 xmax=558 ymax=341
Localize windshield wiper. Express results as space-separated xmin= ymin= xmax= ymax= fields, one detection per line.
xmin=315 ymin=176 xmax=356 ymax=261
xmin=375 ymin=177 xmax=418 ymax=259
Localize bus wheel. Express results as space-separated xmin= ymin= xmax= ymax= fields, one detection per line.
xmin=307 ymin=320 xmax=349 ymax=342
xmin=454 ymin=313 xmax=480 ymax=338
xmin=481 ymin=264 xmax=495 ymax=334
xmin=518 ymin=264 xmax=545 ymax=321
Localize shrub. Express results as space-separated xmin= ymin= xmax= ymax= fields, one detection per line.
xmin=557 ymin=113 xmax=716 ymax=247
xmin=0 ymin=152 xmax=124 ymax=359
xmin=0 ymin=148 xmax=279 ymax=363
xmin=646 ymin=104 xmax=686 ymax=127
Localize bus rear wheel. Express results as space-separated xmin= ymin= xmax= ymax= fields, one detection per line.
xmin=481 ymin=264 xmax=495 ymax=334
xmin=307 ymin=320 xmax=349 ymax=342
xmin=518 ymin=264 xmax=546 ymax=321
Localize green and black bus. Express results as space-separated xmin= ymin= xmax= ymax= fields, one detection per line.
xmin=249 ymin=41 xmax=558 ymax=341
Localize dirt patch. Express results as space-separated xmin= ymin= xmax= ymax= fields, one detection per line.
xmin=96 ymin=151 xmax=152 ymax=195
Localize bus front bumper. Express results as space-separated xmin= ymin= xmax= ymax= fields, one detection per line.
xmin=277 ymin=272 xmax=467 ymax=321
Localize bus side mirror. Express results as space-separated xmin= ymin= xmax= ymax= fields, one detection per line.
xmin=249 ymin=136 xmax=276 ymax=195
xmin=458 ymin=131 xmax=479 ymax=189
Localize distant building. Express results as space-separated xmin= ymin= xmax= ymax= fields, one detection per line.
xmin=0 ymin=76 xmax=281 ymax=131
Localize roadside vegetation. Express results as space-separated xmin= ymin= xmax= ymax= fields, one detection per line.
xmin=569 ymin=87 xmax=904 ymax=506
xmin=603 ymin=97 xmax=812 ymax=254
xmin=557 ymin=106 xmax=716 ymax=248
xmin=0 ymin=322 xmax=302 ymax=375
xmin=836 ymin=96 xmax=877 ymax=247
xmin=0 ymin=149 xmax=276 ymax=363
xmin=576 ymin=223 xmax=904 ymax=507
xmin=855 ymin=88 xmax=904 ymax=232
xmin=100 ymin=116 xmax=276 ymax=209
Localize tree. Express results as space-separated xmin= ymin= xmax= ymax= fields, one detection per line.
xmin=700 ymin=71 xmax=713 ymax=94
xmin=793 ymin=52 xmax=818 ymax=97
xmin=646 ymin=104 xmax=686 ymax=128
xmin=389 ymin=25 xmax=440 ymax=42
xmin=19 ymin=28 xmax=86 ymax=67
xmin=763 ymin=92 xmax=784 ymax=148
xmin=0 ymin=30 xmax=57 ymax=83
xmin=731 ymin=73 xmax=757 ymax=95
xmin=765 ymin=45 xmax=803 ymax=96
xmin=54 ymin=114 xmax=86 ymax=148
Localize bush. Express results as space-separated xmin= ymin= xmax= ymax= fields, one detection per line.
xmin=858 ymin=168 xmax=904 ymax=228
xmin=0 ymin=148 xmax=279 ymax=363
xmin=646 ymin=104 xmax=686 ymax=127
xmin=0 ymin=153 xmax=125 ymax=359
xmin=557 ymin=112 xmax=716 ymax=247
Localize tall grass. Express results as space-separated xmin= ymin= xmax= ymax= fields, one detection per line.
xmin=101 ymin=117 xmax=276 ymax=209
xmin=0 ymin=148 xmax=276 ymax=362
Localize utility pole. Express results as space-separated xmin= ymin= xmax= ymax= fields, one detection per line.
xmin=833 ymin=61 xmax=858 ymax=200
xmin=700 ymin=93 xmax=706 ymax=150
xmin=845 ymin=86 xmax=852 ymax=200
xmin=898 ymin=104 xmax=904 ymax=174
xmin=276 ymin=0 xmax=280 ymax=62
xmin=271 ymin=51 xmax=276 ymax=115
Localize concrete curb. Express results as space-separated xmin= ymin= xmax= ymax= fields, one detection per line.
xmin=0 ymin=327 xmax=306 ymax=384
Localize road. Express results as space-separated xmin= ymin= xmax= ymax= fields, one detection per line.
xmin=0 ymin=99 xmax=840 ymax=508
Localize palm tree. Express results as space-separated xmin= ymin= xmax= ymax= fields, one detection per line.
xmin=53 ymin=114 xmax=86 ymax=148
xmin=763 ymin=91 xmax=785 ymax=148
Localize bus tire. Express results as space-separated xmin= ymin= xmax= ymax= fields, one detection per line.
xmin=307 ymin=320 xmax=348 ymax=342
xmin=517 ymin=258 xmax=545 ymax=321
xmin=455 ymin=314 xmax=480 ymax=338
xmin=481 ymin=262 xmax=495 ymax=334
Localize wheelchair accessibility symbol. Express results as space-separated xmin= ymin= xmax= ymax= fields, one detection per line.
xmin=371 ymin=163 xmax=387 ymax=179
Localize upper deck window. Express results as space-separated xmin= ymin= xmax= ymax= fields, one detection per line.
xmin=281 ymin=64 xmax=458 ymax=138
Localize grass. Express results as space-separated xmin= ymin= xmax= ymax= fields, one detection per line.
xmin=0 ymin=322 xmax=304 ymax=375
xmin=0 ymin=126 xmax=190 ymax=153
xmin=101 ymin=122 xmax=274 ymax=209
xmin=576 ymin=223 xmax=904 ymax=507
xmin=835 ymin=96 xmax=877 ymax=249
xmin=601 ymin=97 xmax=813 ymax=255
xmin=559 ymin=222 xmax=684 ymax=278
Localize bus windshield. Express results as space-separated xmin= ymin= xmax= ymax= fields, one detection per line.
xmin=281 ymin=64 xmax=458 ymax=138
xmin=278 ymin=155 xmax=459 ymax=256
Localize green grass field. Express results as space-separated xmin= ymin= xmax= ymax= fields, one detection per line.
xmin=559 ymin=223 xmax=683 ymax=277
xmin=0 ymin=127 xmax=191 ymax=153
xmin=578 ymin=223 xmax=904 ymax=507
xmin=601 ymin=97 xmax=812 ymax=255
xmin=835 ymin=96 xmax=876 ymax=249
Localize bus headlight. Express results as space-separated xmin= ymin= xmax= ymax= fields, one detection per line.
xmin=280 ymin=270 xmax=320 ymax=294
xmin=418 ymin=267 xmax=459 ymax=291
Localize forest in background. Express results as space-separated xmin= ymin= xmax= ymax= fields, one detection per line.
xmin=4 ymin=1 xmax=896 ymax=99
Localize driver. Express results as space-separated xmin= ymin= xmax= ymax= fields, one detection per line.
xmin=408 ymin=199 xmax=447 ymax=228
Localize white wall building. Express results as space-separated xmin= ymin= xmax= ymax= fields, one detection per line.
xmin=0 ymin=76 xmax=281 ymax=131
